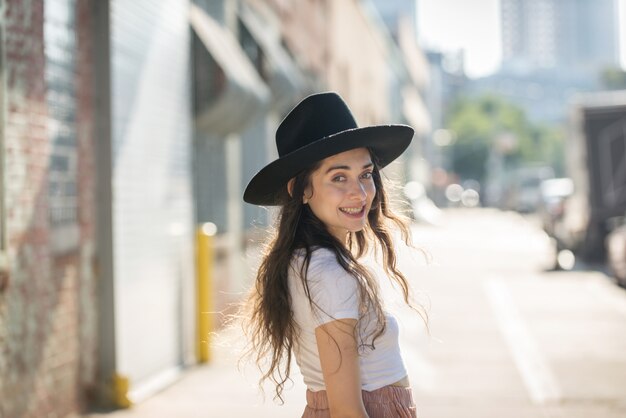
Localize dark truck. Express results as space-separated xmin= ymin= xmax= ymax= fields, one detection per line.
xmin=558 ymin=90 xmax=626 ymax=263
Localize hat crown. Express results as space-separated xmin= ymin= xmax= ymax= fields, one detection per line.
xmin=276 ymin=92 xmax=358 ymax=156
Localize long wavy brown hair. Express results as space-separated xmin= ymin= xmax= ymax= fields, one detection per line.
xmin=241 ymin=148 xmax=428 ymax=403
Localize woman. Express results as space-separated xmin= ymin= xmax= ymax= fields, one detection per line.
xmin=242 ymin=92 xmax=427 ymax=417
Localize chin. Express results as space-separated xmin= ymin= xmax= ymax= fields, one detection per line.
xmin=347 ymin=224 xmax=366 ymax=234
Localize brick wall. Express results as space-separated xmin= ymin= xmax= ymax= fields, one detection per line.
xmin=0 ymin=0 xmax=98 ymax=416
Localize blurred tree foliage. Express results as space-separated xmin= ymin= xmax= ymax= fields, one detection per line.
xmin=600 ymin=67 xmax=626 ymax=90
xmin=444 ymin=95 xmax=565 ymax=183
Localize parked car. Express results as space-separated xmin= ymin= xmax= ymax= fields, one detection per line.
xmin=563 ymin=91 xmax=626 ymax=263
xmin=504 ymin=165 xmax=555 ymax=213
xmin=404 ymin=181 xmax=444 ymax=226
xmin=536 ymin=177 xmax=576 ymax=270
xmin=606 ymin=216 xmax=626 ymax=287
xmin=538 ymin=177 xmax=574 ymax=238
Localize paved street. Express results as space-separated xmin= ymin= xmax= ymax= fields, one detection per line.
xmin=87 ymin=208 xmax=626 ymax=418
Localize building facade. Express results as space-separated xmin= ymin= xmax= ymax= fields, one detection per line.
xmin=263 ymin=0 xmax=430 ymax=187
xmin=0 ymin=0 xmax=99 ymax=415
xmin=0 ymin=0 xmax=197 ymax=415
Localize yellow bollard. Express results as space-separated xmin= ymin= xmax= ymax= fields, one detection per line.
xmin=111 ymin=372 xmax=132 ymax=408
xmin=196 ymin=222 xmax=217 ymax=363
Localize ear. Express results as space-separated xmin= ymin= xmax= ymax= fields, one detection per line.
xmin=288 ymin=178 xmax=311 ymax=204
xmin=287 ymin=178 xmax=295 ymax=197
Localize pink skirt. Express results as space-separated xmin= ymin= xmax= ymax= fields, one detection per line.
xmin=302 ymin=385 xmax=417 ymax=418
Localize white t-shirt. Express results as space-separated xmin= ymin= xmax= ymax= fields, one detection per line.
xmin=288 ymin=247 xmax=408 ymax=392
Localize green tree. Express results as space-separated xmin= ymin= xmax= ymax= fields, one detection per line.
xmin=444 ymin=94 xmax=565 ymax=182
xmin=537 ymin=125 xmax=566 ymax=176
xmin=445 ymin=97 xmax=493 ymax=182
xmin=600 ymin=67 xmax=626 ymax=90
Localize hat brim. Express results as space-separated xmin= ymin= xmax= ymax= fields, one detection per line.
xmin=243 ymin=124 xmax=413 ymax=205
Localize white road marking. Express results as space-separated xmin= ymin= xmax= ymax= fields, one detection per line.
xmin=483 ymin=279 xmax=562 ymax=404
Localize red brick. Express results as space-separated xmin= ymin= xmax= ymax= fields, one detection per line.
xmin=0 ymin=0 xmax=97 ymax=416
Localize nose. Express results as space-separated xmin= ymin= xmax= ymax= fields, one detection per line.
xmin=347 ymin=178 xmax=367 ymax=200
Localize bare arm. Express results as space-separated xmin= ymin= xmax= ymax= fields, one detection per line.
xmin=315 ymin=319 xmax=369 ymax=418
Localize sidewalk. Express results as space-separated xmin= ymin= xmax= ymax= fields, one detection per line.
xmin=86 ymin=209 xmax=626 ymax=418
xmin=88 ymin=332 xmax=308 ymax=417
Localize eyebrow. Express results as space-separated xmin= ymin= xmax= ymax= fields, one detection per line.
xmin=325 ymin=162 xmax=373 ymax=175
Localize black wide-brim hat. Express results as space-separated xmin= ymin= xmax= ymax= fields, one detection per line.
xmin=243 ymin=92 xmax=414 ymax=206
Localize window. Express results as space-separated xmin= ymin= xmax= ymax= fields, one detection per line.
xmin=44 ymin=0 xmax=79 ymax=253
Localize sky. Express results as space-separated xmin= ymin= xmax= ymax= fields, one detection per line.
xmin=417 ymin=0 xmax=626 ymax=79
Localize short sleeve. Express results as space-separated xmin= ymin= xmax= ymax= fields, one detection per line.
xmin=305 ymin=249 xmax=360 ymax=326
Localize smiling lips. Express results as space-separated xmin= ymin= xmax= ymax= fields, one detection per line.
xmin=339 ymin=205 xmax=366 ymax=217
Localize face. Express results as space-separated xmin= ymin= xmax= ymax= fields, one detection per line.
xmin=302 ymin=147 xmax=376 ymax=242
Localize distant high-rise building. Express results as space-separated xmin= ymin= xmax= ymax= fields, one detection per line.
xmin=501 ymin=0 xmax=620 ymax=73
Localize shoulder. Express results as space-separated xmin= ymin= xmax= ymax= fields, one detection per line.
xmin=291 ymin=248 xmax=361 ymax=324
xmin=291 ymin=247 xmax=345 ymax=277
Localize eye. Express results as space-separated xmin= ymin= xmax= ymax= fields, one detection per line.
xmin=361 ymin=171 xmax=373 ymax=179
xmin=332 ymin=175 xmax=346 ymax=182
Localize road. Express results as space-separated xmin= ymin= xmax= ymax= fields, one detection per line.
xmin=88 ymin=208 xmax=626 ymax=418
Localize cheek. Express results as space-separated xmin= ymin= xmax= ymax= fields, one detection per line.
xmin=309 ymin=186 xmax=345 ymax=215
xmin=323 ymin=188 xmax=346 ymax=211
xmin=319 ymin=182 xmax=344 ymax=198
